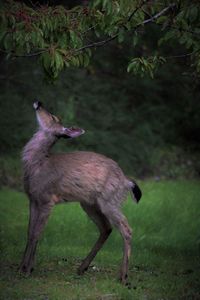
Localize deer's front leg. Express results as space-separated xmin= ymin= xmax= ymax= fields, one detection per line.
xmin=19 ymin=201 xmax=52 ymax=275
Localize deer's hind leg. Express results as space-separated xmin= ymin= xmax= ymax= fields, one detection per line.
xmin=97 ymin=202 xmax=132 ymax=284
xmin=77 ymin=203 xmax=112 ymax=275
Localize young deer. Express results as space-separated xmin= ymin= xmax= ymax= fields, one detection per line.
xmin=19 ymin=101 xmax=142 ymax=284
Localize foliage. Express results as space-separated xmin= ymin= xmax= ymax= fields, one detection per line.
xmin=1 ymin=182 xmax=200 ymax=299
xmin=0 ymin=0 xmax=200 ymax=78
xmin=1 ymin=40 xmax=200 ymax=180
xmin=127 ymin=56 xmax=166 ymax=78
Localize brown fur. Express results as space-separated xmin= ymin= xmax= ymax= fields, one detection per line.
xmin=19 ymin=102 xmax=141 ymax=284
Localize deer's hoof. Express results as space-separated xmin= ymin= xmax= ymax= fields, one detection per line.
xmin=77 ymin=265 xmax=88 ymax=275
xmin=119 ymin=273 xmax=129 ymax=285
xmin=18 ymin=265 xmax=34 ymax=276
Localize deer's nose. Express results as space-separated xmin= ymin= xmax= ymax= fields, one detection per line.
xmin=33 ymin=101 xmax=42 ymax=110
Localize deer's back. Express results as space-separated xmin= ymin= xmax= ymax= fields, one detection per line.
xmin=26 ymin=151 xmax=130 ymax=205
xmin=53 ymin=151 xmax=128 ymax=203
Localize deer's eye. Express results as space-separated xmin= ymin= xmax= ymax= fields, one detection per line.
xmin=52 ymin=115 xmax=60 ymax=123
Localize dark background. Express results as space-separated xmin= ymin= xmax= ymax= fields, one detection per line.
xmin=0 ymin=22 xmax=200 ymax=188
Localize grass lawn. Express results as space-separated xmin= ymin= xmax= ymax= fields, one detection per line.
xmin=0 ymin=180 xmax=200 ymax=300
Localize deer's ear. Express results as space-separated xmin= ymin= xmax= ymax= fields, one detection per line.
xmin=62 ymin=127 xmax=85 ymax=138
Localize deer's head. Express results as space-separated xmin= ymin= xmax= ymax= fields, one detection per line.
xmin=33 ymin=101 xmax=85 ymax=138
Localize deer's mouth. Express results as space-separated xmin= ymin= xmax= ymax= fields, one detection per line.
xmin=33 ymin=101 xmax=42 ymax=110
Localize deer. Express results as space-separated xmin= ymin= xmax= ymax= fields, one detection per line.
xmin=19 ymin=101 xmax=142 ymax=284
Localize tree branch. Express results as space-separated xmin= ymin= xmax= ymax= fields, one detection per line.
xmin=79 ymin=0 xmax=152 ymax=51
xmin=139 ymin=3 xmax=176 ymax=26
xmin=1 ymin=3 xmax=176 ymax=58
xmin=165 ymin=50 xmax=200 ymax=59
xmin=0 ymin=48 xmax=47 ymax=58
xmin=75 ymin=35 xmax=118 ymax=52
xmin=76 ymin=3 xmax=176 ymax=53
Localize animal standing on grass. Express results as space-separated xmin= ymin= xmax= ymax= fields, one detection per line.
xmin=19 ymin=101 xmax=142 ymax=284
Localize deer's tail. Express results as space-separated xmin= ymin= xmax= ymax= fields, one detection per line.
xmin=127 ymin=179 xmax=142 ymax=203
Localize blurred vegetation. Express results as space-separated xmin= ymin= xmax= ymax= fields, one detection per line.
xmin=1 ymin=1 xmax=200 ymax=78
xmin=0 ymin=1 xmax=200 ymax=189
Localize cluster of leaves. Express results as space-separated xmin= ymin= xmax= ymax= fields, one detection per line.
xmin=0 ymin=2 xmax=94 ymax=78
xmin=127 ymin=56 xmax=166 ymax=78
xmin=0 ymin=0 xmax=200 ymax=78
xmin=158 ymin=3 xmax=200 ymax=72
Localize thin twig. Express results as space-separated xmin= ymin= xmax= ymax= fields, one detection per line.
xmin=128 ymin=0 xmax=150 ymax=22
xmin=167 ymin=53 xmax=192 ymax=58
xmin=75 ymin=35 xmax=118 ymax=52
xmin=15 ymin=49 xmax=47 ymax=57
xmin=165 ymin=50 xmax=199 ymax=59
xmin=82 ymin=25 xmax=97 ymax=35
xmin=156 ymin=22 xmax=200 ymax=36
xmin=0 ymin=48 xmax=47 ymax=57
xmin=141 ymin=7 xmax=153 ymax=19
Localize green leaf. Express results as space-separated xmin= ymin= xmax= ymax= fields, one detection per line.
xmin=132 ymin=33 xmax=138 ymax=47
xmin=54 ymin=51 xmax=64 ymax=70
xmin=188 ymin=6 xmax=199 ymax=22
xmin=69 ymin=30 xmax=82 ymax=48
xmin=83 ymin=53 xmax=90 ymax=66
xmin=85 ymin=48 xmax=92 ymax=57
xmin=41 ymin=52 xmax=51 ymax=72
xmin=127 ymin=61 xmax=136 ymax=73
xmin=158 ymin=30 xmax=175 ymax=46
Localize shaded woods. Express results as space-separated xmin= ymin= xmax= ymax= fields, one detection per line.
xmin=1 ymin=1 xmax=200 ymax=188
xmin=0 ymin=37 xmax=200 ymax=188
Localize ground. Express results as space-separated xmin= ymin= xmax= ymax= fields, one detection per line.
xmin=0 ymin=180 xmax=200 ymax=300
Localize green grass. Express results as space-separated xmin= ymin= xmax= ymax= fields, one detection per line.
xmin=0 ymin=180 xmax=200 ymax=300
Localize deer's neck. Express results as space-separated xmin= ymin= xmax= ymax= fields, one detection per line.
xmin=22 ymin=131 xmax=57 ymax=172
